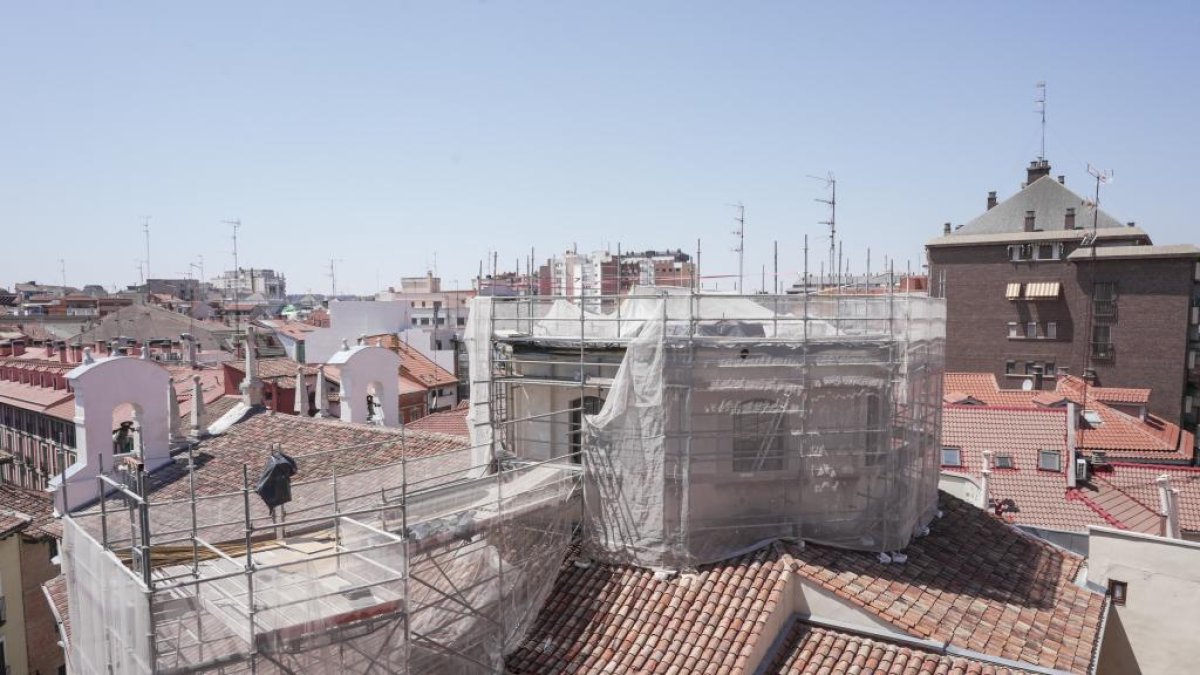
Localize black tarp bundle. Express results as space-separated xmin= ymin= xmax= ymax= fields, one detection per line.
xmin=255 ymin=449 xmax=298 ymax=511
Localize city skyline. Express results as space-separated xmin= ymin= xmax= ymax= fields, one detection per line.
xmin=3 ymin=2 xmax=1198 ymax=293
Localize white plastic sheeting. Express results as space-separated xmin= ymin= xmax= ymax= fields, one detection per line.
xmin=60 ymin=444 xmax=580 ymax=674
xmin=472 ymin=290 xmax=945 ymax=569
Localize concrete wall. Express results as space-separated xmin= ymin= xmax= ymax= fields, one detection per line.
xmin=302 ymin=301 xmax=413 ymax=363
xmin=1089 ymin=526 xmax=1200 ymax=675
xmin=0 ymin=536 xmax=28 ymax=674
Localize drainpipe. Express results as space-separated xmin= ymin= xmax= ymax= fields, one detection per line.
xmin=1066 ymin=402 xmax=1078 ymax=489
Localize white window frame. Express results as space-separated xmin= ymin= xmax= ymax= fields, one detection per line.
xmin=1026 ymin=322 xmax=1037 ymax=339
xmin=994 ymin=455 xmax=1014 ymax=469
xmin=1046 ymin=322 xmax=1057 ymax=340
xmin=1038 ymin=449 xmax=1062 ymax=472
xmin=941 ymin=447 xmax=962 ymax=467
xmin=1008 ymin=322 xmax=1020 ymax=339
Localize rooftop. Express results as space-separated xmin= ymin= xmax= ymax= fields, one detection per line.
xmin=405 ymin=401 xmax=470 ymax=437
xmin=509 ymin=494 xmax=1104 ymax=674
xmin=958 ymin=174 xmax=1126 ymax=236
xmin=0 ymin=482 xmax=58 ymax=539
xmin=1065 ymin=243 xmax=1200 ymax=261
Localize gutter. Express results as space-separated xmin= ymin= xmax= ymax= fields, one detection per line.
xmin=754 ymin=612 xmax=1077 ymax=675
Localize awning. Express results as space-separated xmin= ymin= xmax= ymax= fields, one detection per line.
xmin=1025 ymin=281 xmax=1061 ymax=299
xmin=1005 ymin=282 xmax=1022 ymax=300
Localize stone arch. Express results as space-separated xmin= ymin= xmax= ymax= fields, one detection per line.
xmin=326 ymin=345 xmax=401 ymax=427
xmin=54 ymin=355 xmax=171 ymax=512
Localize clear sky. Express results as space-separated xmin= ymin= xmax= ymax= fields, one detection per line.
xmin=3 ymin=2 xmax=1198 ymax=295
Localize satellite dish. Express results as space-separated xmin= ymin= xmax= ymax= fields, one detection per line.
xmin=1021 ymin=379 xmax=1034 ymax=391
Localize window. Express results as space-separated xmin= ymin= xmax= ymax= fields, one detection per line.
xmin=1044 ymin=361 xmax=1056 ymax=377
xmin=732 ymin=399 xmax=787 ymax=472
xmin=1025 ymin=361 xmax=1037 ymax=375
xmin=1092 ymin=325 xmax=1113 ymax=359
xmin=1094 ymin=282 xmax=1117 ymax=302
xmin=941 ymin=447 xmax=962 ymax=467
xmin=1005 ymin=360 xmax=1016 ymax=375
xmin=1038 ymin=449 xmax=1062 ymax=472
xmin=1008 ymin=322 xmax=1020 ymax=338
xmin=994 ymin=455 xmax=1014 ymax=469
xmin=1036 ymin=243 xmax=1056 ymax=260
xmin=1026 ymin=322 xmax=1037 ymax=339
xmin=1094 ymin=282 xmax=1118 ymax=318
xmin=568 ymin=396 xmax=605 ymax=464
xmin=1045 ymin=322 xmax=1057 ymax=340
xmin=1108 ymin=579 xmax=1128 ymax=606
xmin=457 ymin=317 xmax=466 ymax=326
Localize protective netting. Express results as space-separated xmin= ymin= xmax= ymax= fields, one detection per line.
xmin=470 ymin=288 xmax=945 ymax=568
xmin=61 ymin=443 xmax=579 ymax=674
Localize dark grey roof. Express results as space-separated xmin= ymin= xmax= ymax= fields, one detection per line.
xmin=956 ymin=176 xmax=1127 ymax=235
xmin=75 ymin=304 xmax=231 ymax=349
xmin=927 ymin=225 xmax=1149 ymax=248
xmin=1066 ymin=244 xmax=1200 ymax=261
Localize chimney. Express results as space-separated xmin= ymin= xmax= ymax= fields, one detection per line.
xmin=168 ymin=379 xmax=184 ymax=445
xmin=45 ymin=341 xmax=54 ymax=359
xmin=0 ymin=342 xmax=10 ymax=358
xmin=1026 ymin=159 xmax=1052 ymax=185
xmin=1032 ymin=365 xmax=1044 ymax=391
xmin=181 ymin=332 xmax=197 ymax=368
xmin=314 ymin=365 xmax=330 ymax=418
xmin=11 ymin=340 xmax=25 ymax=357
xmin=1057 ymin=175 xmax=1065 ymax=184
xmin=58 ymin=341 xmax=68 ymax=364
xmin=943 ymin=222 xmax=952 ymax=236
xmin=1065 ymin=207 xmax=1076 ymax=230
xmin=240 ymin=327 xmax=263 ymax=407
xmin=189 ymin=375 xmax=206 ymax=441
xmin=1024 ymin=210 xmax=1036 ymax=232
xmin=294 ymin=367 xmax=310 ymax=417
xmin=1157 ymin=475 xmax=1181 ymax=539
xmin=1127 ymin=221 xmax=1136 ymax=228
xmin=987 ymin=191 xmax=997 ymax=210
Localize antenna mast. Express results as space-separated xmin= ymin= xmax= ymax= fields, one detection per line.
xmin=730 ymin=202 xmax=745 ymax=293
xmin=1035 ymin=81 xmax=1047 ymax=161
xmin=1081 ymin=163 xmax=1114 ymax=404
xmin=222 ymin=219 xmax=242 ymax=334
xmin=142 ymin=216 xmax=152 ymax=280
xmin=809 ymin=173 xmax=837 ymax=285
xmin=328 ymin=258 xmax=344 ymax=298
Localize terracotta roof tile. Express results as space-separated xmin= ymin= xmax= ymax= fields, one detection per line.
xmin=406 ymin=405 xmax=469 ymax=437
xmin=43 ymin=574 xmax=70 ymax=645
xmin=0 ymin=482 xmax=57 ymax=538
xmin=764 ymin=620 xmax=1032 ymax=674
xmin=366 ymin=334 xmax=458 ymax=389
xmin=1096 ymin=463 xmax=1200 ymax=534
xmin=789 ymin=494 xmax=1104 ymax=674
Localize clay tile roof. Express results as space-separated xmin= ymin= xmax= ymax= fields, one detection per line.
xmin=943 ymin=372 xmax=1193 ymax=462
xmin=1090 ymin=386 xmax=1151 ymax=406
xmin=0 ymin=482 xmax=58 ymax=539
xmin=764 ymin=620 xmax=1033 ymax=675
xmin=507 ymin=542 xmax=794 ymax=675
xmin=43 ymin=574 xmax=70 ymax=646
xmin=512 ymin=494 xmax=1102 ymax=674
xmin=225 ymin=357 xmax=319 ymax=389
xmin=406 ymin=405 xmax=469 ymax=438
xmin=1097 ymin=463 xmax=1200 ymax=533
xmin=145 ymin=411 xmax=470 ymax=500
xmin=366 ymin=334 xmax=458 ymax=389
xmin=790 ymin=494 xmax=1105 ymax=674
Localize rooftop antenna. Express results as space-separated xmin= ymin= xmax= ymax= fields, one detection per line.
xmin=729 ymin=202 xmax=745 ymax=293
xmin=141 ymin=216 xmax=152 ymax=280
xmin=1035 ymin=81 xmax=1047 ymax=161
xmin=222 ymin=219 xmax=242 ymax=335
xmin=808 ymin=173 xmax=836 ymax=286
xmin=1081 ymin=163 xmax=1114 ymax=407
xmin=328 ymin=258 xmax=344 ymax=298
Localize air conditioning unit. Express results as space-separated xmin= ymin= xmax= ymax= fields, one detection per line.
xmin=1075 ymin=457 xmax=1091 ymax=483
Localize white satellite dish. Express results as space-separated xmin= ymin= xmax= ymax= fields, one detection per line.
xmin=1021 ymin=379 xmax=1034 ymax=391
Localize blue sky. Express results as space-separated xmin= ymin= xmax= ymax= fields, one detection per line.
xmin=2 ymin=2 xmax=1198 ymax=294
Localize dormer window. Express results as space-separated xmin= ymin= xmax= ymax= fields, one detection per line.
xmin=1038 ymin=449 xmax=1062 ymax=472
xmin=941 ymin=447 xmax=963 ymax=467
xmin=994 ymin=455 xmax=1014 ymax=469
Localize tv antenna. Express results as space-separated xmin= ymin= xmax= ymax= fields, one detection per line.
xmin=808 ymin=173 xmax=837 ymax=284
xmin=222 ymin=219 xmax=243 ymax=334
xmin=1081 ymin=162 xmax=1114 ymax=408
xmin=328 ymin=258 xmax=344 ymax=298
xmin=141 ymin=216 xmax=152 ymax=280
xmin=1035 ymin=81 xmax=1047 ymax=161
xmin=729 ymin=202 xmax=745 ymax=293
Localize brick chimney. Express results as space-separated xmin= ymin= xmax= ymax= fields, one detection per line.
xmin=1024 ymin=210 xmax=1036 ymax=232
xmin=1026 ymin=159 xmax=1051 ymax=185
xmin=0 ymin=342 xmax=10 ymax=357
xmin=1065 ymin=207 xmax=1076 ymax=230
xmin=987 ymin=191 xmax=997 ymax=210
xmin=11 ymin=340 xmax=25 ymax=357
xmin=57 ymin=341 xmax=68 ymax=364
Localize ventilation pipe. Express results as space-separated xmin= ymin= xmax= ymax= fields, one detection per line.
xmin=240 ymin=326 xmax=263 ymax=407
xmin=189 ymin=375 xmax=206 ymax=441
xmin=1066 ymin=402 xmax=1078 ymax=489
xmin=1157 ymin=475 xmax=1181 ymax=538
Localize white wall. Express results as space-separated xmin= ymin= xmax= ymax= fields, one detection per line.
xmin=937 ymin=473 xmax=980 ymax=505
xmin=301 ymin=301 xmax=412 ymax=363
xmin=1090 ymin=526 xmax=1200 ymax=675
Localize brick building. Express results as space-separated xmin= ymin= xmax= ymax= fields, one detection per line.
xmin=927 ymin=159 xmax=1200 ymax=432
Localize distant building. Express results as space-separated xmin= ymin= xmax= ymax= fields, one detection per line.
xmin=536 ymin=248 xmax=696 ymax=298
xmin=212 ymin=268 xmax=287 ymax=301
xmin=927 ymin=159 xmax=1200 ymax=429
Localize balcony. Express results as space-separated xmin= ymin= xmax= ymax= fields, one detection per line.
xmin=1091 ymin=342 xmax=1116 ymax=361
xmin=1093 ymin=300 xmax=1118 ymax=319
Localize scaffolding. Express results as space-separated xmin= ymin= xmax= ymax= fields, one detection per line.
xmin=467 ymin=286 xmax=946 ymax=569
xmin=59 ymin=434 xmax=580 ymax=674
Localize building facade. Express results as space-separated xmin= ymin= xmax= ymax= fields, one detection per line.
xmin=927 ymin=160 xmax=1200 ymax=430
xmin=211 ymin=268 xmax=287 ymax=301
